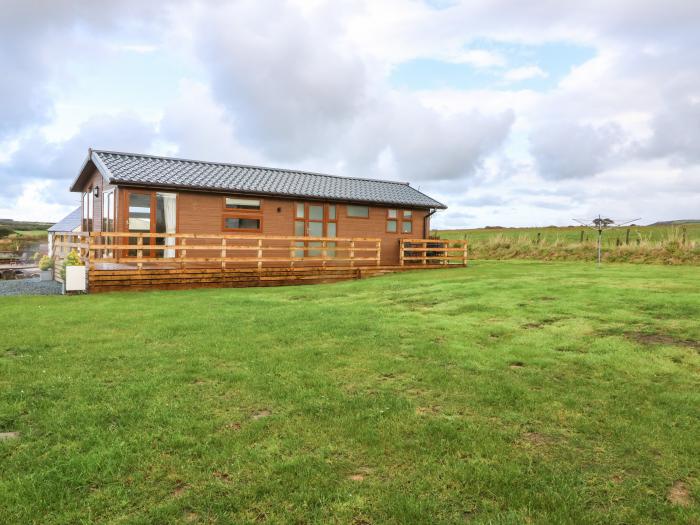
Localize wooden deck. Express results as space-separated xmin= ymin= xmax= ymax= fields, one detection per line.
xmin=52 ymin=232 xmax=467 ymax=293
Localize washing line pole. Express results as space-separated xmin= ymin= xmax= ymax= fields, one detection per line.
xmin=573 ymin=215 xmax=640 ymax=268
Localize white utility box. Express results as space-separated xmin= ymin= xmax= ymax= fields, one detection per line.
xmin=65 ymin=265 xmax=87 ymax=292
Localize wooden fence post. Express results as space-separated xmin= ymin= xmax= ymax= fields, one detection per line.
xmin=136 ymin=236 xmax=143 ymax=270
xmin=257 ymin=238 xmax=263 ymax=271
xmin=221 ymin=237 xmax=226 ymax=270
xmin=399 ymin=239 xmax=404 ymax=266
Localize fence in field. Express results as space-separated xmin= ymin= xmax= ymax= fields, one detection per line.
xmin=400 ymin=239 xmax=468 ymax=266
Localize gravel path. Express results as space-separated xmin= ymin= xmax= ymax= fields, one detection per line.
xmin=0 ymin=277 xmax=62 ymax=296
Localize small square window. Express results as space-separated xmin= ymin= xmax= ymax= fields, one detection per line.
xmin=328 ymin=205 xmax=336 ymax=220
xmin=403 ymin=210 xmax=412 ymax=218
xmin=387 ymin=220 xmax=397 ymax=233
xmin=388 ymin=209 xmax=398 ymax=219
xmin=295 ymin=203 xmax=305 ymax=218
xmin=402 ymin=221 xmax=412 ymax=233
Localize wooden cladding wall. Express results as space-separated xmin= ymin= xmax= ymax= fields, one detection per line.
xmin=145 ymin=189 xmax=431 ymax=265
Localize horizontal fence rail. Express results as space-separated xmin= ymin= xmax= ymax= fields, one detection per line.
xmin=400 ymin=238 xmax=467 ymax=266
xmin=53 ymin=232 xmax=382 ymax=270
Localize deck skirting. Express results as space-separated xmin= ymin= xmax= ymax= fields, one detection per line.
xmin=87 ymin=264 xmax=460 ymax=293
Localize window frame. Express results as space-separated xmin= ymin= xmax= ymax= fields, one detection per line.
xmin=222 ymin=214 xmax=263 ymax=233
xmin=294 ymin=202 xmax=338 ymax=258
xmin=294 ymin=202 xmax=338 ymax=238
xmin=386 ymin=209 xmax=415 ymax=234
xmin=120 ymin=189 xmax=180 ymax=258
xmin=221 ymin=195 xmax=263 ymax=233
xmin=223 ymin=196 xmax=262 ymax=211
xmin=82 ymin=190 xmax=94 ymax=232
xmin=346 ymin=204 xmax=370 ymax=219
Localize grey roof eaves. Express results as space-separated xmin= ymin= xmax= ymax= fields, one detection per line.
xmin=71 ymin=149 xmax=447 ymax=209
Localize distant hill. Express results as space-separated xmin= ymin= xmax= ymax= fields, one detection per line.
xmin=0 ymin=219 xmax=53 ymax=231
xmin=649 ymin=220 xmax=700 ymax=226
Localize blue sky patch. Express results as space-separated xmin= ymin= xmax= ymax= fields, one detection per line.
xmin=390 ymin=40 xmax=596 ymax=91
xmin=423 ymin=0 xmax=458 ymax=9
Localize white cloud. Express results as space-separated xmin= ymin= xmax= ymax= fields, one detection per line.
xmin=450 ymin=49 xmax=506 ymax=68
xmin=0 ymin=0 xmax=699 ymax=227
xmin=503 ymin=65 xmax=548 ymax=82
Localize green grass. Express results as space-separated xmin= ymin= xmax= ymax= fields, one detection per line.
xmin=438 ymin=224 xmax=700 ymax=245
xmin=436 ymin=225 xmax=700 ymax=264
xmin=12 ymin=229 xmax=48 ymax=237
xmin=1 ymin=261 xmax=699 ymax=524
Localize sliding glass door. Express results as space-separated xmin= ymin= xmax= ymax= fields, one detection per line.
xmin=128 ymin=192 xmax=152 ymax=257
xmin=155 ymin=193 xmax=177 ymax=257
xmin=126 ymin=191 xmax=177 ymax=258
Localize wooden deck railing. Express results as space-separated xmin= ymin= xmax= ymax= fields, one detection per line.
xmin=400 ymin=238 xmax=467 ymax=266
xmin=53 ymin=232 xmax=382 ymax=270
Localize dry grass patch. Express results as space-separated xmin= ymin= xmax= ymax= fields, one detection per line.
xmin=626 ymin=332 xmax=700 ymax=351
xmin=667 ymin=480 xmax=692 ymax=507
xmin=251 ymin=409 xmax=271 ymax=420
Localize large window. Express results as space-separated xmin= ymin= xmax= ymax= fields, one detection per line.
xmin=101 ymin=190 xmax=115 ymax=256
xmin=102 ymin=190 xmax=115 ymax=233
xmin=347 ymin=205 xmax=369 ymax=218
xmin=387 ymin=209 xmax=414 ymax=234
xmin=82 ymin=191 xmax=92 ymax=232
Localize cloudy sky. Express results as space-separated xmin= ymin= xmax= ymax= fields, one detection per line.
xmin=1 ymin=0 xmax=699 ymax=228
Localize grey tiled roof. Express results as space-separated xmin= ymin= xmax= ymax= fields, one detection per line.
xmin=48 ymin=207 xmax=81 ymax=232
xmin=89 ymin=150 xmax=446 ymax=209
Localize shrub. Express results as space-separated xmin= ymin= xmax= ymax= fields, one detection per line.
xmin=60 ymin=249 xmax=84 ymax=279
xmin=39 ymin=256 xmax=54 ymax=271
xmin=0 ymin=226 xmax=13 ymax=238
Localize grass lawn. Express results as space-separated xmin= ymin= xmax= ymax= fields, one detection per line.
xmin=1 ymin=261 xmax=698 ymax=524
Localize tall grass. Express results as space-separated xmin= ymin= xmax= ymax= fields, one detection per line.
xmin=441 ymin=227 xmax=700 ymax=264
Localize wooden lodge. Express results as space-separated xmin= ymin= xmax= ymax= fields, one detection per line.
xmin=52 ymin=149 xmax=466 ymax=292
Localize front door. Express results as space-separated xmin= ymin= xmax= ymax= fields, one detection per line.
xmin=293 ymin=203 xmax=337 ymax=258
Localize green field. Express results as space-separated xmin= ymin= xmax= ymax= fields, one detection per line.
xmin=436 ymin=224 xmax=700 ymax=264
xmin=438 ymin=223 xmax=700 ymax=244
xmin=1 ymin=262 xmax=699 ymax=523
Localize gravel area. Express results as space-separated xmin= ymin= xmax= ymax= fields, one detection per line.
xmin=0 ymin=277 xmax=62 ymax=296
